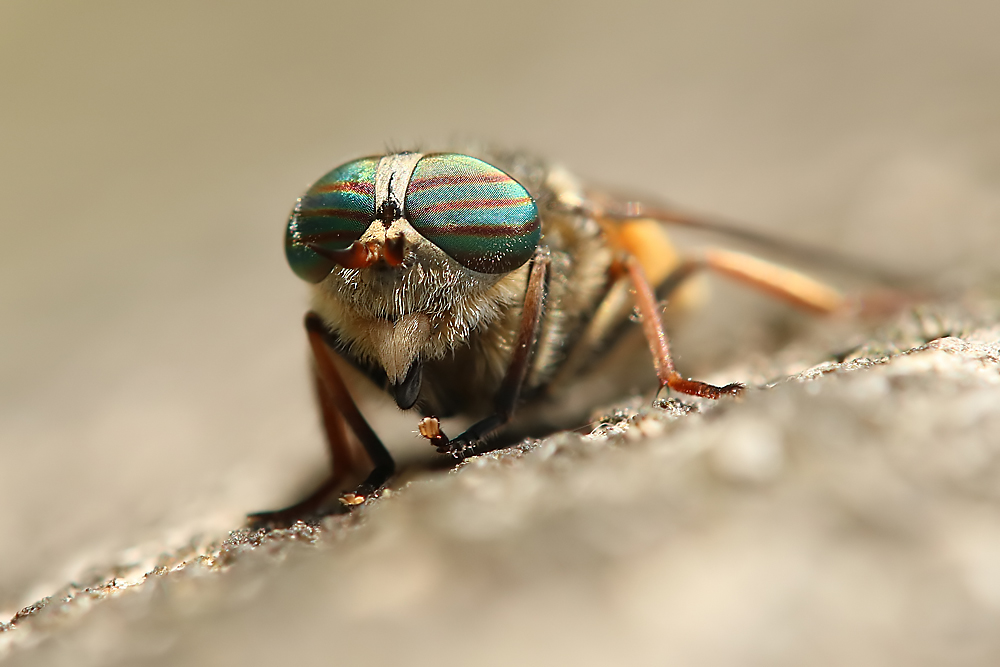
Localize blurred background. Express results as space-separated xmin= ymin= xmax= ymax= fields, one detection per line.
xmin=2 ymin=0 xmax=999 ymax=619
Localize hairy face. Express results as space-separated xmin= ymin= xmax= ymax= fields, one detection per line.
xmin=309 ymin=218 xmax=530 ymax=382
xmin=320 ymin=216 xmax=505 ymax=322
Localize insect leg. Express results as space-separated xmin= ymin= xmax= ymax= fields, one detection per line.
xmin=247 ymin=366 xmax=370 ymax=525
xmin=247 ymin=315 xmax=395 ymax=524
xmin=663 ymin=248 xmax=846 ymax=314
xmin=627 ymin=256 xmax=745 ymax=399
xmin=313 ymin=368 xmax=368 ymax=485
xmin=430 ymin=249 xmax=552 ymax=458
xmin=547 ymin=277 xmax=633 ymax=388
xmin=303 ymin=313 xmax=396 ymax=504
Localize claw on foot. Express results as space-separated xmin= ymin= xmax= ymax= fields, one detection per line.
xmin=417 ymin=416 xmax=479 ymax=459
xmin=339 ymin=493 xmax=366 ymax=507
xmin=720 ymin=382 xmax=746 ymax=398
xmin=664 ymin=371 xmax=746 ymax=400
xmin=418 ymin=416 xmax=452 ymax=452
xmin=418 ymin=417 xmax=442 ymax=439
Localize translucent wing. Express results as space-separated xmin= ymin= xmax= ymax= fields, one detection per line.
xmin=579 ymin=188 xmax=913 ymax=289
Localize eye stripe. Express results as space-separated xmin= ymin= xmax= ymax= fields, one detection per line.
xmin=407 ymin=173 xmax=510 ymax=192
xmin=295 ymin=207 xmax=372 ymax=222
xmin=405 ymin=219 xmax=540 ymax=237
xmin=409 ymin=195 xmax=534 ymax=216
xmin=312 ymin=181 xmax=376 ymax=195
xmin=408 ymin=182 xmax=528 ymax=203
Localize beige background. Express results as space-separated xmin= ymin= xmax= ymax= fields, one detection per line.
xmin=2 ymin=0 xmax=999 ymax=626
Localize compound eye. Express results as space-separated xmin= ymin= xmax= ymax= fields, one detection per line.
xmin=285 ymin=157 xmax=377 ymax=283
xmin=405 ymin=154 xmax=540 ymax=274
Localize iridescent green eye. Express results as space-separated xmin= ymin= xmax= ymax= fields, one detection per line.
xmin=285 ymin=157 xmax=377 ymax=282
xmin=405 ymin=154 xmax=540 ymax=274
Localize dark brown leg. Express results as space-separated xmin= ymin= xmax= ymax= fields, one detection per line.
xmin=247 ymin=313 xmax=394 ymax=525
xmin=246 ymin=477 xmax=342 ymax=527
xmin=313 ymin=370 xmax=367 ymax=483
xmin=627 ymin=256 xmax=745 ymax=399
xmin=303 ymin=314 xmax=395 ymax=504
xmin=423 ymin=249 xmax=551 ymax=458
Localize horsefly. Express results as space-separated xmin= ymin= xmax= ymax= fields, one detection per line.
xmin=250 ymin=149 xmax=888 ymax=524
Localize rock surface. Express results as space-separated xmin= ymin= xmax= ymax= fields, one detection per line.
xmin=3 ymin=299 xmax=999 ymax=666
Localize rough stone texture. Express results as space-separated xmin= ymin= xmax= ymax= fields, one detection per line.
xmin=2 ymin=300 xmax=1000 ymax=666
xmin=3 ymin=1 xmax=1000 ymax=665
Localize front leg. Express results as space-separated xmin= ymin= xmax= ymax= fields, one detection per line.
xmin=422 ymin=249 xmax=551 ymax=459
xmin=302 ymin=313 xmax=397 ymax=505
xmin=248 ymin=313 xmax=395 ymax=525
xmin=419 ymin=414 xmax=508 ymax=460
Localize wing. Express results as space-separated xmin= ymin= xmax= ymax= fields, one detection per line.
xmin=577 ymin=187 xmax=914 ymax=289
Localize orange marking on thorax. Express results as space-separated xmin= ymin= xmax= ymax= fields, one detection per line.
xmin=600 ymin=217 xmax=680 ymax=284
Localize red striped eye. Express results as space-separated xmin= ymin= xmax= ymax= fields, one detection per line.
xmin=285 ymin=158 xmax=378 ymax=283
xmin=405 ymin=154 xmax=540 ymax=274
